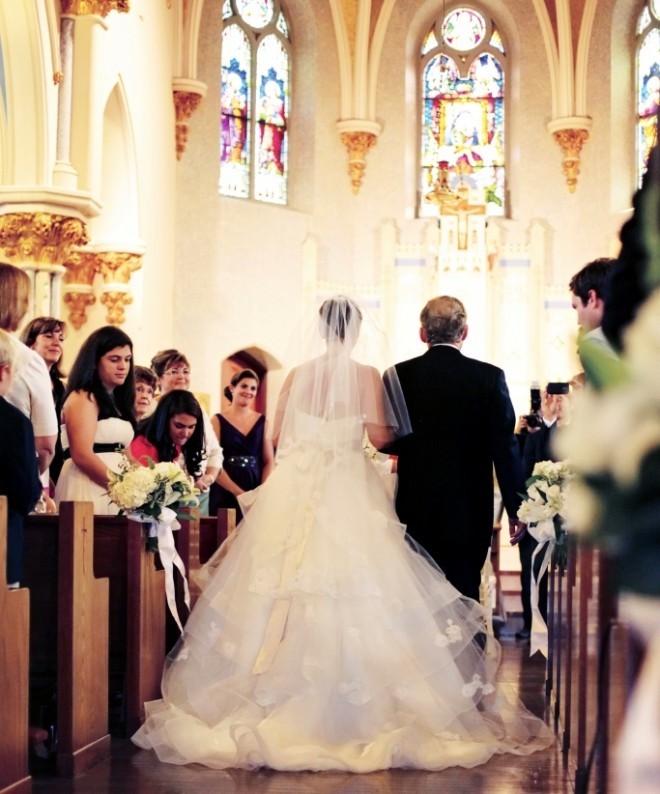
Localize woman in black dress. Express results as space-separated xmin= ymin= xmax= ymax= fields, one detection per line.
xmin=209 ymin=368 xmax=274 ymax=520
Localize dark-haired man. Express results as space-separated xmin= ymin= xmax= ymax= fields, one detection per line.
xmin=569 ymin=258 xmax=618 ymax=374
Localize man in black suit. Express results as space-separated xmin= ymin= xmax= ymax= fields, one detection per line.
xmin=0 ymin=329 xmax=42 ymax=586
xmin=388 ymin=296 xmax=522 ymax=602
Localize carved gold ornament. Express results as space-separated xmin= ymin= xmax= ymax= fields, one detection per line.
xmin=62 ymin=249 xmax=143 ymax=328
xmin=340 ymin=131 xmax=377 ymax=195
xmin=0 ymin=212 xmax=88 ymax=267
xmin=60 ymin=0 xmax=130 ymax=16
xmin=173 ymin=91 xmax=204 ymax=160
xmin=552 ymin=128 xmax=590 ymax=193
xmin=101 ymin=290 xmax=133 ymax=326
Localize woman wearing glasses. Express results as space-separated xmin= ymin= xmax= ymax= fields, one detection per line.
xmin=150 ymin=350 xmax=223 ymax=515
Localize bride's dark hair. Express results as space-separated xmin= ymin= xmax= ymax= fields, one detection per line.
xmin=319 ymin=296 xmax=362 ymax=342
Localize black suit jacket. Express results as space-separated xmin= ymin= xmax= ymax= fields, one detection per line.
xmin=389 ymin=345 xmax=522 ymax=559
xmin=522 ymin=421 xmax=557 ymax=481
xmin=0 ymin=396 xmax=42 ymax=583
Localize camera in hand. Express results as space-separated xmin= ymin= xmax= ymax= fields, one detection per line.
xmin=522 ymin=386 xmax=543 ymax=430
xmin=547 ymin=381 xmax=570 ymax=395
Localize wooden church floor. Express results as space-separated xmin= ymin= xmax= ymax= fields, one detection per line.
xmin=31 ymin=636 xmax=574 ymax=794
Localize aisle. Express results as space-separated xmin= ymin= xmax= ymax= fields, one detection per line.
xmin=31 ymin=637 xmax=572 ymax=794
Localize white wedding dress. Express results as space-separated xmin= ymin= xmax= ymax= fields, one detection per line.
xmin=132 ymin=409 xmax=554 ymax=771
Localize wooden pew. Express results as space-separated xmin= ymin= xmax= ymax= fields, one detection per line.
xmin=24 ymin=508 xmax=168 ymax=764
xmin=546 ymin=538 xmax=639 ymax=793
xmin=0 ymin=497 xmax=31 ymax=794
xmin=93 ymin=514 xmax=166 ymax=736
xmin=22 ymin=502 xmax=111 ymax=777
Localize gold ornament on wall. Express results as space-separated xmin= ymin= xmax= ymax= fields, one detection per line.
xmin=62 ymin=249 xmax=143 ymax=328
xmin=60 ymin=0 xmax=130 ymax=16
xmin=340 ymin=131 xmax=377 ymax=195
xmin=100 ymin=290 xmax=133 ymax=326
xmin=173 ymin=91 xmax=204 ymax=160
xmin=552 ymin=128 xmax=590 ymax=193
xmin=0 ymin=212 xmax=88 ymax=267
xmin=62 ymin=250 xmax=100 ymax=330
xmin=96 ymin=250 xmax=143 ymax=326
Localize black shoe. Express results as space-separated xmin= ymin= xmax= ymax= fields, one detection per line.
xmin=515 ymin=628 xmax=531 ymax=640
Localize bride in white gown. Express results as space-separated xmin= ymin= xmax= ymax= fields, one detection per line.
xmin=132 ymin=296 xmax=553 ymax=771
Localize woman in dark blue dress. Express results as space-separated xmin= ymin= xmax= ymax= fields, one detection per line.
xmin=209 ymin=369 xmax=274 ymax=520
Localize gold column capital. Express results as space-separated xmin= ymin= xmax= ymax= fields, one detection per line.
xmin=95 ymin=250 xmax=143 ymax=284
xmin=62 ymin=250 xmax=99 ymax=330
xmin=173 ymin=87 xmax=205 ymax=161
xmin=339 ymin=131 xmax=378 ymax=195
xmin=96 ymin=250 xmax=143 ymax=326
xmin=60 ymin=0 xmax=130 ymax=16
xmin=547 ymin=117 xmax=591 ymax=194
xmin=62 ymin=248 xmax=143 ymax=328
xmin=0 ymin=212 xmax=89 ymax=268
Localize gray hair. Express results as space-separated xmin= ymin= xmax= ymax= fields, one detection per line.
xmin=420 ymin=296 xmax=467 ymax=344
xmin=0 ymin=328 xmax=17 ymax=368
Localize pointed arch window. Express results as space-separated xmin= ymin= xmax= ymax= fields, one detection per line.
xmin=420 ymin=6 xmax=506 ymax=217
xmin=636 ymin=1 xmax=659 ymax=187
xmin=220 ymin=0 xmax=290 ymax=204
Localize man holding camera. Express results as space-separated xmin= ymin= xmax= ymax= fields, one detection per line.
xmin=388 ymin=295 xmax=523 ymax=603
xmin=512 ymin=383 xmax=572 ymax=640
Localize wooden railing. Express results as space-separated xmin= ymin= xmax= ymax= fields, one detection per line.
xmin=546 ymin=537 xmax=642 ymax=793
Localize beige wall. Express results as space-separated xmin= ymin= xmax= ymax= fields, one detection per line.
xmin=0 ymin=0 xmax=641 ymax=416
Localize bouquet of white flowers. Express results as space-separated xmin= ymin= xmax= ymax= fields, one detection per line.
xmin=518 ymin=459 xmax=575 ymax=564
xmin=517 ymin=459 xmax=575 ymax=657
xmin=108 ymin=458 xmax=199 ymax=551
xmin=107 ymin=458 xmax=199 ymax=633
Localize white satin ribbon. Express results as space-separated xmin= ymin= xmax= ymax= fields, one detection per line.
xmin=528 ymin=518 xmax=555 ymax=657
xmin=128 ymin=507 xmax=190 ymax=633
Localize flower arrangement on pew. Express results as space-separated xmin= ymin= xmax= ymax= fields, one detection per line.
xmin=517 ymin=460 xmax=575 ymax=572
xmin=517 ymin=459 xmax=575 ymax=656
xmin=108 ymin=458 xmax=199 ymax=633
xmin=108 ymin=458 xmax=199 ymax=552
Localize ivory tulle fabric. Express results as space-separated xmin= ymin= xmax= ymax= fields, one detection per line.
xmin=55 ymin=417 xmax=134 ymax=514
xmin=132 ymin=412 xmax=554 ymax=772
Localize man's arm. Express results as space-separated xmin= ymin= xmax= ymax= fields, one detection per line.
xmin=489 ymin=369 xmax=523 ymax=521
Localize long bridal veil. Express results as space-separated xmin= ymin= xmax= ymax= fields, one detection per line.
xmin=273 ymin=295 xmax=411 ymax=456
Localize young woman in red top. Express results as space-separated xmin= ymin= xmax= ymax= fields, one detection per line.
xmin=130 ymin=389 xmax=206 ymax=481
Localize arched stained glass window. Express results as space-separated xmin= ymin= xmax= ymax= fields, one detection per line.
xmin=636 ymin=1 xmax=659 ymax=186
xmin=220 ymin=0 xmax=290 ymax=204
xmin=420 ymin=6 xmax=506 ymax=217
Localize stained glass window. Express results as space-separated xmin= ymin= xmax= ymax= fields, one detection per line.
xmin=220 ymin=0 xmax=290 ymax=204
xmin=636 ymin=2 xmax=659 ymax=186
xmin=420 ymin=6 xmax=506 ymax=217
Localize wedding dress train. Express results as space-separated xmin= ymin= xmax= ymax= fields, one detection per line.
xmin=132 ymin=412 xmax=553 ymax=771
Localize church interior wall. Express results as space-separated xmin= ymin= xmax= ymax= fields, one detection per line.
xmin=0 ymin=0 xmax=645 ymax=418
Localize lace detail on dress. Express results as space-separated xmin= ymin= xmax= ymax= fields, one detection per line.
xmin=338 ymin=680 xmax=370 ymax=706
xmin=461 ymin=674 xmax=496 ymax=698
xmin=434 ymin=619 xmax=463 ymax=647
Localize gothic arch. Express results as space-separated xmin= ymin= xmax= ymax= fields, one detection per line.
xmin=0 ymin=0 xmax=58 ymax=185
xmin=94 ymin=78 xmax=140 ymax=243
